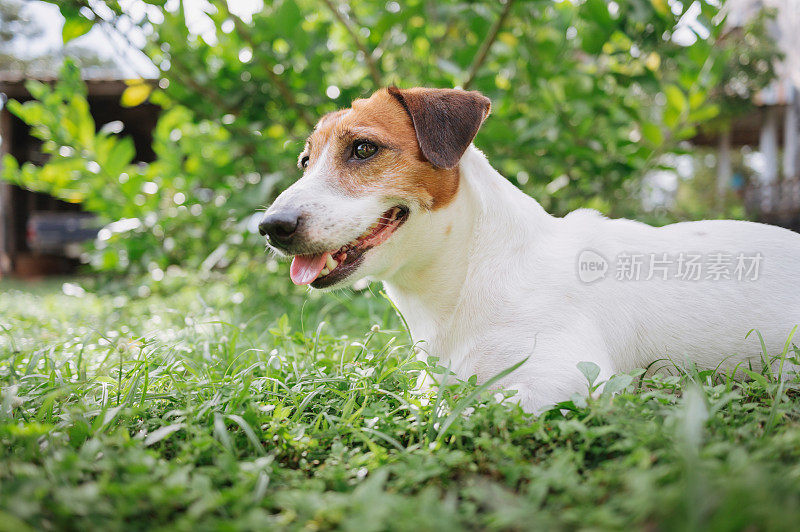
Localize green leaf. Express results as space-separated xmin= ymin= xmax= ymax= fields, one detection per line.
xmin=24 ymin=80 xmax=50 ymax=100
xmin=663 ymin=107 xmax=680 ymax=129
xmin=213 ymin=413 xmax=234 ymax=452
xmin=144 ymin=423 xmax=186 ymax=446
xmin=675 ymin=125 xmax=697 ymax=140
xmin=603 ymin=374 xmax=634 ymax=396
xmin=741 ymin=368 xmax=768 ymax=388
xmin=580 ymin=27 xmax=607 ymax=55
xmin=577 ymin=361 xmax=601 ymax=386
xmin=62 ymin=18 xmax=94 ymax=43
xmin=651 ymin=0 xmax=670 ymax=16
xmin=0 ymin=154 xmax=19 ymax=182
xmin=689 ymin=90 xmax=706 ymax=110
xmin=226 ymin=414 xmax=266 ymax=456
xmin=688 ymin=104 xmax=720 ymax=123
xmin=584 ymin=0 xmax=614 ymax=30
xmin=103 ymin=138 xmax=136 ymax=177
xmin=642 ymin=122 xmax=663 ymax=145
xmin=273 ymin=0 xmax=302 ymax=29
xmin=664 ymin=85 xmax=688 ymax=114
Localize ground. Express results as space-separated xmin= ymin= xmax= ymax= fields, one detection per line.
xmin=2 ymin=271 xmax=800 ymax=531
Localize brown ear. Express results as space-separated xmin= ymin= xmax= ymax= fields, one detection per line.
xmin=388 ymin=86 xmax=491 ymax=169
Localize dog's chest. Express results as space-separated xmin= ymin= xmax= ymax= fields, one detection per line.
xmin=402 ymin=292 xmax=544 ymax=379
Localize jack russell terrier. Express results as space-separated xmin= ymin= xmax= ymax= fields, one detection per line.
xmin=259 ymin=87 xmax=800 ymax=413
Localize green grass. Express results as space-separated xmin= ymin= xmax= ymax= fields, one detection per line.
xmin=2 ymin=271 xmax=800 ymax=531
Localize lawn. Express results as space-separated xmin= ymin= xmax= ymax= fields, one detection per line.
xmin=2 ymin=271 xmax=800 ymax=531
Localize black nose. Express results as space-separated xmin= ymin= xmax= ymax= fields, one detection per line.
xmin=259 ymin=210 xmax=301 ymax=246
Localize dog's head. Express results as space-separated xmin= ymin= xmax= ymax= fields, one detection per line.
xmin=259 ymin=87 xmax=491 ymax=289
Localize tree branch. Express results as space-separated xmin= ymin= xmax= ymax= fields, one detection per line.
xmin=321 ymin=0 xmax=383 ymax=87
xmin=218 ymin=2 xmax=315 ymax=128
xmin=463 ymin=0 xmax=516 ymax=90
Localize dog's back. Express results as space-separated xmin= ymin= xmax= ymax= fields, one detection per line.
xmin=560 ymin=215 xmax=800 ymax=371
xmin=458 ymin=147 xmax=800 ymax=394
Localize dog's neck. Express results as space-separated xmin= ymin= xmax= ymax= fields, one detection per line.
xmin=382 ymin=146 xmax=551 ymax=346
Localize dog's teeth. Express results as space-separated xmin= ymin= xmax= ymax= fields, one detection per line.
xmin=326 ymin=255 xmax=338 ymax=270
xmin=320 ymin=268 xmax=330 ymax=276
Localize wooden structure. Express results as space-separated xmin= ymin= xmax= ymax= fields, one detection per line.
xmin=693 ymin=80 xmax=800 ymax=230
xmin=0 ymin=76 xmax=159 ymax=276
xmin=745 ymin=84 xmax=800 ymax=230
xmin=712 ymin=0 xmax=800 ymax=230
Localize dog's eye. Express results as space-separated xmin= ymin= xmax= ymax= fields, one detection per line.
xmin=300 ymin=155 xmax=309 ymax=169
xmin=353 ymin=141 xmax=378 ymax=160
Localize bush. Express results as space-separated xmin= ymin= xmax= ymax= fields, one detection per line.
xmin=1 ymin=0 xmax=778 ymax=273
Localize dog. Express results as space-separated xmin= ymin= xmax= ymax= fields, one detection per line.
xmin=259 ymin=87 xmax=800 ymax=413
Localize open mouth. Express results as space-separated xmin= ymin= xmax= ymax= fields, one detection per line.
xmin=289 ymin=205 xmax=409 ymax=288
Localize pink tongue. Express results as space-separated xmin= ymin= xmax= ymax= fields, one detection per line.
xmin=290 ymin=253 xmax=328 ymax=285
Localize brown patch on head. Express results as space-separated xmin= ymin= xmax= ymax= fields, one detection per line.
xmin=298 ymin=87 xmax=490 ymax=210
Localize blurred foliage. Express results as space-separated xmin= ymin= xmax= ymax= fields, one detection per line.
xmin=1 ymin=0 xmax=780 ymax=273
xmin=2 ymin=60 xmax=265 ymax=272
xmin=0 ymin=0 xmax=113 ymax=76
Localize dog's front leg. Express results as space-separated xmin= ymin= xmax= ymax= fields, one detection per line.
xmin=495 ymin=332 xmax=617 ymax=415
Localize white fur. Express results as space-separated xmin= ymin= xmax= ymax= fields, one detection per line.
xmin=270 ymin=144 xmax=800 ymax=413
xmin=382 ymin=147 xmax=800 ymax=412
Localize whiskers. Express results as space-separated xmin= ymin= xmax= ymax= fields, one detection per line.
xmin=263 ymin=244 xmax=289 ymax=260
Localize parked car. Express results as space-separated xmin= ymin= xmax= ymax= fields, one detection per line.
xmin=26 ymin=211 xmax=99 ymax=257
